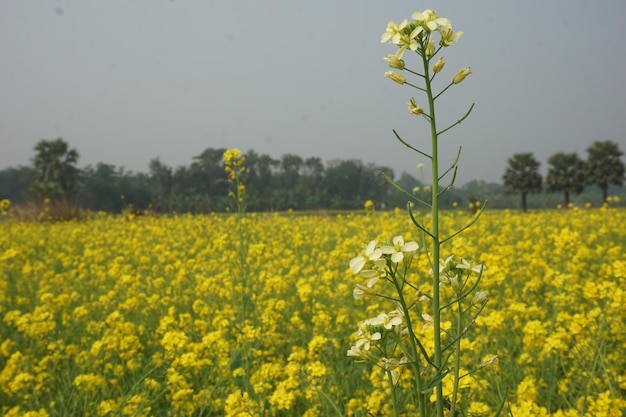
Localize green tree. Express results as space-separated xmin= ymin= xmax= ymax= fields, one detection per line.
xmin=29 ymin=138 xmax=80 ymax=201
xmin=79 ymin=163 xmax=123 ymax=212
xmin=273 ymin=154 xmax=304 ymax=209
xmin=244 ymin=151 xmax=277 ymax=211
xmin=148 ymin=158 xmax=174 ymax=212
xmin=166 ymin=148 xmax=228 ymax=213
xmin=502 ymin=152 xmax=542 ymax=212
xmin=301 ymin=157 xmax=325 ymax=209
xmin=546 ymin=152 xmax=585 ymax=207
xmin=0 ymin=166 xmax=37 ymax=203
xmin=323 ymin=159 xmax=364 ymax=209
xmin=584 ymin=140 xmax=625 ymax=203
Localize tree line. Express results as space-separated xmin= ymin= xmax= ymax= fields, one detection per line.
xmin=502 ymin=141 xmax=625 ymax=211
xmin=0 ymin=138 xmax=624 ymax=215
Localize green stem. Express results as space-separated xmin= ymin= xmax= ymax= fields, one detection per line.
xmin=387 ymin=370 xmax=402 ymax=417
xmin=422 ymin=46 xmax=445 ymax=417
xmin=392 ymin=129 xmax=432 ymax=159
xmin=449 ymin=297 xmax=463 ymax=417
xmin=391 ymin=271 xmax=427 ymax=416
xmin=234 ymin=170 xmax=252 ymax=395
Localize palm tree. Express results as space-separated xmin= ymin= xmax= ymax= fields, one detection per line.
xmin=30 ymin=138 xmax=80 ymax=201
xmin=546 ymin=152 xmax=585 ymax=207
xmin=502 ymin=153 xmax=542 ymax=212
xmin=584 ymin=140 xmax=625 ymax=203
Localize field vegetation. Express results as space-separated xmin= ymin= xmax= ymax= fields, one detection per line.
xmin=1 ymin=206 xmax=625 ymax=416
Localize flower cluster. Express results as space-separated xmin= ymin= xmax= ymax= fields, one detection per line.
xmin=381 ymin=9 xmax=463 ymax=59
xmin=349 ymin=236 xmax=419 ymax=295
xmin=223 ymin=148 xmax=245 ymax=181
xmin=223 ymin=148 xmax=247 ymax=207
xmin=381 ymin=8 xmax=472 ymax=128
xmin=348 ymin=308 xmax=404 ymax=357
xmin=435 ymin=255 xmax=487 ymax=302
xmin=0 ymin=199 xmax=10 ymax=216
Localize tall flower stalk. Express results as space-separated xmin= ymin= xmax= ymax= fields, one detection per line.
xmin=223 ymin=148 xmax=254 ymax=396
xmin=224 ymin=148 xmax=248 ymax=322
xmin=348 ymin=9 xmax=499 ymax=417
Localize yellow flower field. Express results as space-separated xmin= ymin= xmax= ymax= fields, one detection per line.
xmin=1 ymin=208 xmax=625 ymax=416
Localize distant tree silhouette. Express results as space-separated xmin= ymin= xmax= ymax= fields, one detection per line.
xmin=502 ymin=152 xmax=542 ymax=212
xmin=148 ymin=158 xmax=174 ymax=211
xmin=29 ymin=138 xmax=80 ymax=201
xmin=0 ymin=166 xmax=37 ymax=203
xmin=546 ymin=152 xmax=585 ymax=207
xmin=7 ymin=142 xmax=623 ymax=213
xmin=584 ymin=140 xmax=625 ymax=203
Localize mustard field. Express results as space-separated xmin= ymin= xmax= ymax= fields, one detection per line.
xmin=1 ymin=208 xmax=625 ymax=416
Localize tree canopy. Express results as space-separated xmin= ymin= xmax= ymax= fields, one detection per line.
xmin=502 ymin=153 xmax=543 ymax=212
xmin=29 ymin=138 xmax=80 ymax=201
xmin=584 ymin=140 xmax=625 ymax=202
xmin=546 ymin=152 xmax=585 ymax=207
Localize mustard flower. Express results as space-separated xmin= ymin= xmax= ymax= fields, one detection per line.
xmin=381 ymin=19 xmax=422 ymax=60
xmin=408 ymin=98 xmax=424 ymax=116
xmin=414 ymin=289 xmax=429 ymax=303
xmin=440 ymin=272 xmax=460 ymax=290
xmin=384 ymin=71 xmax=406 ymax=85
xmin=479 ymin=355 xmax=498 ymax=369
xmin=380 ymin=19 xmax=409 ymax=44
xmin=381 ymin=235 xmax=419 ymax=263
xmin=425 ymin=37 xmax=435 ymax=57
xmin=359 ymin=259 xmax=387 ymax=287
xmin=439 ymin=25 xmax=464 ymax=47
xmin=347 ymin=345 xmax=364 ymax=358
xmin=381 ymin=356 xmax=408 ymax=385
xmin=388 ymin=306 xmax=405 ymax=325
xmin=383 ymin=54 xmax=405 ymax=70
xmin=380 ymin=356 xmax=408 ymax=371
xmin=452 ymin=67 xmax=472 ymax=84
xmin=433 ymin=56 xmax=445 ymax=74
xmin=456 ymin=258 xmax=485 ymax=276
xmin=0 ymin=199 xmax=10 ymax=215
xmin=353 ymin=283 xmax=376 ymax=300
xmin=354 ymin=328 xmax=381 ymax=351
xmin=411 ymin=9 xmax=450 ymax=32
xmin=422 ymin=313 xmax=434 ymax=330
xmin=349 ymin=240 xmax=383 ymax=274
xmin=223 ymin=148 xmax=242 ymax=164
xmin=431 ymin=254 xmax=455 ymax=275
xmin=369 ymin=312 xmax=402 ymax=330
xmin=472 ymin=291 xmax=488 ymax=306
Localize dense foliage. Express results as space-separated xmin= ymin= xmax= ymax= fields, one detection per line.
xmin=0 ymin=139 xmax=624 ymax=213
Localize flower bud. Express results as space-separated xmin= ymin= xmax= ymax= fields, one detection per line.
xmin=472 ymin=290 xmax=487 ymax=305
xmin=433 ymin=56 xmax=445 ymax=73
xmin=452 ymin=67 xmax=471 ymax=84
xmin=408 ymin=98 xmax=423 ymax=115
xmin=425 ymin=38 xmax=435 ymax=57
xmin=385 ymin=71 xmax=406 ymax=85
xmin=383 ymin=54 xmax=405 ymax=70
xmin=353 ymin=284 xmax=377 ymax=300
xmin=479 ymin=355 xmax=498 ymax=369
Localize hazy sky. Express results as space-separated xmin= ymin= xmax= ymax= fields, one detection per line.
xmin=2 ymin=0 xmax=626 ymax=185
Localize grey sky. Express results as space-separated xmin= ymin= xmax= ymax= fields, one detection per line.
xmin=2 ymin=0 xmax=625 ymax=185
